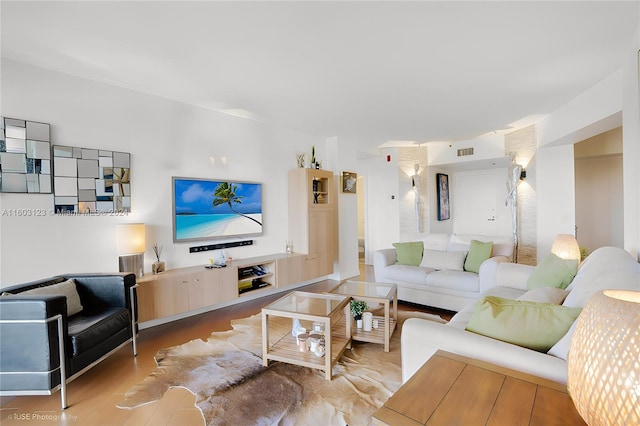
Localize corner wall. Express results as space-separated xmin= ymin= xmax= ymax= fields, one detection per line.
xmin=536 ymin=46 xmax=639 ymax=260
xmin=505 ymin=125 xmax=537 ymax=265
xmin=623 ymin=22 xmax=640 ymax=260
xmin=397 ymin=146 xmax=428 ymax=240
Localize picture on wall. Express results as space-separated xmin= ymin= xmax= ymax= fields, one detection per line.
xmin=436 ymin=173 xmax=450 ymax=221
xmin=342 ymin=171 xmax=357 ymax=193
xmin=52 ymin=145 xmax=131 ymax=214
xmin=0 ymin=117 xmax=52 ymax=193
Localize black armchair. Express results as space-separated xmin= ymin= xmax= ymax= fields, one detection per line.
xmin=0 ymin=273 xmax=138 ymax=409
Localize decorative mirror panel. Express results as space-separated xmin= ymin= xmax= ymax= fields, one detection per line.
xmin=0 ymin=117 xmax=52 ymax=193
xmin=52 ymin=145 xmax=131 ymax=214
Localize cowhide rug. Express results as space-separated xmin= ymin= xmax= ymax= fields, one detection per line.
xmin=117 ymin=311 xmax=445 ymax=426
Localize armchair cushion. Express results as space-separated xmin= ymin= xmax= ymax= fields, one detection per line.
xmin=17 ymin=279 xmax=83 ymax=316
xmin=67 ymin=308 xmax=130 ymax=357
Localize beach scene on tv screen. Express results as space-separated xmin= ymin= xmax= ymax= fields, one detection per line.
xmin=174 ymin=179 xmax=262 ymax=240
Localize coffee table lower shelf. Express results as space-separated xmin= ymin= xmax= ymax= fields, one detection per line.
xmin=350 ymin=316 xmax=397 ymax=345
xmin=265 ymin=333 xmax=350 ymax=373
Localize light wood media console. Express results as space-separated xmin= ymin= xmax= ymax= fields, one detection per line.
xmin=137 ymin=252 xmax=325 ymax=329
xmin=138 ymin=168 xmax=337 ymax=329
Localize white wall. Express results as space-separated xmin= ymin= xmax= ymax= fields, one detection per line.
xmin=537 ymin=72 xmax=624 ymax=148
xmin=575 ymin=155 xmax=624 ymax=250
xmin=0 ymin=60 xmax=324 ymax=286
xmin=326 ymin=136 xmax=360 ymax=281
xmin=536 ymin=28 xmax=640 ymax=260
xmin=358 ymin=150 xmax=400 ymax=260
xmin=428 ymin=134 xmax=505 ymax=167
xmin=623 ymin=22 xmax=640 ymax=260
xmin=535 ymin=145 xmax=576 ymax=259
xmin=452 ymin=169 xmax=511 ymax=237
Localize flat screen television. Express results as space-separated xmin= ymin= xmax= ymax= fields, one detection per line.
xmin=172 ymin=177 xmax=263 ymax=243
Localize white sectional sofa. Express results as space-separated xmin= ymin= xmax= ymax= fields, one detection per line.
xmin=373 ymin=233 xmax=514 ymax=311
xmin=401 ymin=246 xmax=640 ymax=384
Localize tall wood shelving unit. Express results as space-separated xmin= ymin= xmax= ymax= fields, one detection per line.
xmin=288 ymin=168 xmax=336 ymax=279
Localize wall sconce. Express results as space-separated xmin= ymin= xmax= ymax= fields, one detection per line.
xmin=551 ymin=234 xmax=580 ymax=261
xmin=209 ymin=156 xmax=228 ymax=166
xmin=411 ymin=163 xmax=420 ymax=188
xmin=520 ymin=169 xmax=527 ymax=180
xmin=116 ymin=223 xmax=145 ymax=277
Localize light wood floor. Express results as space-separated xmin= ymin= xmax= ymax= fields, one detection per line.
xmin=0 ymin=265 xmax=450 ymax=426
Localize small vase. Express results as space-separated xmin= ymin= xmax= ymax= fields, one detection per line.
xmin=363 ymin=312 xmax=373 ymax=331
xmin=356 ymin=318 xmax=363 ymax=329
xmin=152 ymin=261 xmax=165 ymax=274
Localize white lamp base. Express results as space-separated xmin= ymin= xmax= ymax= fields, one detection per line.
xmin=119 ymin=253 xmax=144 ymax=278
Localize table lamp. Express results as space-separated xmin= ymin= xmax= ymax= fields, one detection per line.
xmin=567 ymin=289 xmax=640 ymax=425
xmin=551 ymin=234 xmax=581 ymax=261
xmin=116 ymin=223 xmax=145 ymax=277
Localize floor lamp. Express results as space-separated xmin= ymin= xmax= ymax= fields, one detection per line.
xmin=117 ymin=223 xmax=145 ymax=278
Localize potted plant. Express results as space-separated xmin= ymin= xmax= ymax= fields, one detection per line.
xmin=152 ymin=243 xmax=165 ymax=274
xmin=351 ymin=300 xmax=368 ymax=329
xmin=310 ymin=145 xmax=316 ymax=168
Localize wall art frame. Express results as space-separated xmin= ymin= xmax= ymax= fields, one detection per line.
xmin=342 ymin=171 xmax=357 ymax=194
xmin=436 ymin=172 xmax=450 ymax=221
xmin=53 ymin=145 xmax=131 ymax=214
xmin=0 ymin=117 xmax=52 ymax=193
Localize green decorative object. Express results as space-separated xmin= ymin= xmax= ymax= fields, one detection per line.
xmin=464 ymin=239 xmax=493 ymax=273
xmin=350 ymin=300 xmax=368 ymax=320
xmin=527 ymin=252 xmax=578 ymax=290
xmin=392 ymin=241 xmax=424 ymax=266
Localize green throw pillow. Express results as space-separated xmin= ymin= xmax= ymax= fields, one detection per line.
xmin=392 ymin=241 xmax=424 ymax=266
xmin=465 ymin=296 xmax=582 ymax=352
xmin=464 ymin=240 xmax=493 ymax=273
xmin=527 ymin=253 xmax=579 ymax=290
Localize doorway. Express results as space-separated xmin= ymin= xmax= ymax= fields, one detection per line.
xmin=357 ymin=175 xmax=365 ymax=263
xmin=574 ymin=127 xmax=624 ymax=253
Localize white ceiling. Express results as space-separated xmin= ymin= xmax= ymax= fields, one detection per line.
xmin=1 ymin=1 xmax=638 ymax=156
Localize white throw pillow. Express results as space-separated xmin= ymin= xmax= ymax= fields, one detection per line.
xmin=419 ymin=249 xmax=467 ymax=271
xmin=547 ymin=320 xmax=578 ymax=360
xmin=20 ymin=278 xmax=84 ymax=316
xmin=517 ymin=287 xmax=569 ymax=305
xmin=421 ymin=233 xmax=451 ymax=251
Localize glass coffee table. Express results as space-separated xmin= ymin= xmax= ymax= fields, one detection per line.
xmin=332 ymin=280 xmax=398 ymax=352
xmin=261 ymin=291 xmax=352 ymax=380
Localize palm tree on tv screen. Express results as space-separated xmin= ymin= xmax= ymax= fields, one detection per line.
xmin=212 ymin=182 xmax=262 ymax=226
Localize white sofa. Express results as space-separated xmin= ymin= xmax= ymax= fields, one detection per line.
xmin=373 ymin=233 xmax=514 ymax=311
xmin=401 ymin=246 xmax=640 ymax=384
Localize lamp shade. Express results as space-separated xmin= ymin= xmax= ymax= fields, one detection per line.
xmin=551 ymin=234 xmax=580 ymax=261
xmin=567 ymin=290 xmax=640 ymax=426
xmin=116 ymin=223 xmax=146 ymax=254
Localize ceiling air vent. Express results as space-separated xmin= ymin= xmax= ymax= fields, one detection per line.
xmin=457 ymin=147 xmax=474 ymax=157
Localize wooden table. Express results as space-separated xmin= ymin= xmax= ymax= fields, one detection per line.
xmin=331 ymin=280 xmax=397 ymax=352
xmin=261 ymin=291 xmax=351 ymax=380
xmin=373 ymin=350 xmax=586 ymax=426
